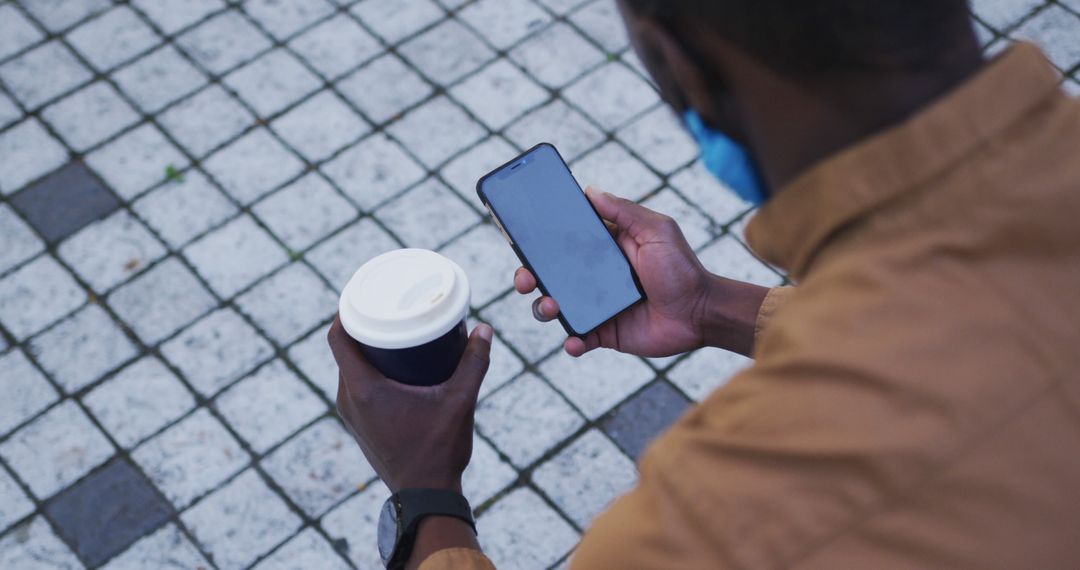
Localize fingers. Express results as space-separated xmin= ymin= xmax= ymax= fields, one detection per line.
xmin=449 ymin=325 xmax=493 ymax=395
xmin=531 ymin=296 xmax=560 ymax=322
xmin=565 ymin=334 xmax=601 ymax=358
xmin=327 ymin=316 xmax=384 ymax=395
xmin=585 ymin=186 xmax=672 ymax=241
xmin=514 ymin=267 xmax=537 ymax=294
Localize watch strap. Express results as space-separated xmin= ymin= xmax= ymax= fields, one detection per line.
xmin=388 ymin=489 xmax=475 ymax=570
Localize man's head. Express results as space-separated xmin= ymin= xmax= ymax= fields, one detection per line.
xmin=617 ymin=0 xmax=980 ymax=188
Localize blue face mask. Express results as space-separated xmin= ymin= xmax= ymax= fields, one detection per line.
xmin=684 ymin=109 xmax=769 ymax=205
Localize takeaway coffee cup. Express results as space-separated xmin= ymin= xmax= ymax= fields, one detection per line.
xmin=338 ymin=249 xmax=470 ymax=386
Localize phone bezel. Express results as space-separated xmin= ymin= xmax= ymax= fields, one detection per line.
xmin=475 ymin=142 xmax=646 ymax=338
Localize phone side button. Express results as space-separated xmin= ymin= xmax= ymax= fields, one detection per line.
xmin=493 ymin=217 xmax=513 ymax=245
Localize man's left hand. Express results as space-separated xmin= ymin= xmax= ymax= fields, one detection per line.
xmin=328 ymin=316 xmax=493 ymax=493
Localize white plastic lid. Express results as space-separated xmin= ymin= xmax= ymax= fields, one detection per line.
xmin=339 ymin=249 xmax=470 ymax=349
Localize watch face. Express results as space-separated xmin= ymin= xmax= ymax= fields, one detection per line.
xmin=377 ymin=497 xmax=399 ymax=565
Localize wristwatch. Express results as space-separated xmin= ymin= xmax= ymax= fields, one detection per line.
xmin=377 ymin=489 xmax=475 ymax=569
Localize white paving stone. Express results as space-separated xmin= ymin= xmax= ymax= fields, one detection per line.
xmin=133 ymin=0 xmax=226 ymax=35
xmin=533 ymin=429 xmax=637 ymax=527
xmin=460 ymin=0 xmax=552 ymax=49
xmin=203 ymin=128 xmax=305 ymax=205
xmin=160 ymin=308 xmax=275 ymax=397
xmin=271 ymin=90 xmax=370 ymax=162
xmin=251 ymin=528 xmax=351 ymax=570
xmin=569 ymin=0 xmax=630 ymax=52
xmin=337 ymin=53 xmax=433 ymax=125
xmin=504 ymin=99 xmax=605 ymax=162
xmin=158 ymin=85 xmax=254 ymax=158
xmin=113 ymin=45 xmax=209 ymax=114
xmin=668 ymin=347 xmax=753 ymax=402
xmin=66 ymin=6 xmax=160 ymax=72
xmin=510 ymin=22 xmax=605 ymax=88
xmin=0 ymin=92 xmax=20 ymax=130
xmin=320 ymin=481 xmax=389 ymax=570
xmin=262 ymin=418 xmax=375 ymax=517
xmin=83 ymin=356 xmax=196 ymax=448
xmin=22 ymin=0 xmax=110 ymax=32
xmin=287 ymin=328 xmax=338 ymax=401
xmin=670 ymin=162 xmax=752 ymax=226
xmin=133 ymin=170 xmax=239 ymax=248
xmin=0 ymin=118 xmax=68 ymax=196
xmin=439 ymin=136 xmax=518 ymax=206
xmin=477 ymin=487 xmax=579 ymax=570
xmin=183 ymin=215 xmax=289 ymax=298
xmin=322 ymin=133 xmax=427 ymax=211
xmin=0 ymin=400 xmax=113 ymax=499
xmin=306 ymin=218 xmax=400 ymax=290
xmin=641 ymin=188 xmax=715 ymax=250
xmin=376 ymin=178 xmax=480 ymax=249
xmin=224 ymin=49 xmax=321 ymax=118
xmin=571 ymin=141 xmax=661 ymax=202
xmin=58 ymin=210 xmax=167 ymax=293
xmin=0 ymin=204 xmax=44 ymax=275
xmin=0 ymin=516 xmax=82 ymax=569
xmin=398 ymin=19 xmax=495 ymax=85
xmin=0 ymin=255 xmax=86 ymax=340
xmin=181 ymin=469 xmax=301 ymax=570
xmin=351 ymin=0 xmax=445 ymax=44
xmin=698 ymin=235 xmax=784 ymax=287
xmin=619 ymin=105 xmax=699 ymax=174
xmin=0 ymin=349 xmax=58 ymax=437
xmin=440 ymin=224 xmax=521 ymax=308
xmin=0 ymin=466 xmax=34 ymax=533
xmin=480 ymin=292 xmax=566 ymax=363
xmin=215 ymin=360 xmax=326 ymax=453
xmin=41 ymin=82 xmax=140 ymax=152
xmin=176 ymin=9 xmax=272 ymax=74
xmin=388 ymin=96 xmax=487 ymax=168
xmin=476 ymin=374 xmax=584 ymax=468
xmin=463 ymin=432 xmax=517 ymax=506
xmin=244 ymin=0 xmax=335 ymax=40
xmin=475 ymin=331 xmax=526 ymax=400
xmin=235 ymin=262 xmax=338 ymax=346
xmin=28 ymin=304 xmax=138 ymax=393
xmin=540 ymin=349 xmax=654 ymax=420
xmin=971 ymin=0 xmax=1045 ymax=30
xmin=85 ymin=123 xmax=190 ymax=200
xmin=132 ymin=408 xmax=248 ymax=509
xmin=564 ymin=62 xmax=658 ymax=131
xmin=0 ymin=4 xmax=44 ymax=61
xmin=289 ymin=14 xmax=383 ymax=80
xmin=0 ymin=40 xmax=92 ymax=109
xmin=255 ymin=174 xmax=358 ymax=251
xmin=102 ymin=523 xmax=211 ymax=570
xmin=451 ymin=59 xmax=550 ymax=130
xmin=1011 ymin=4 xmax=1080 ymax=70
xmin=108 ymin=257 xmax=218 ymax=345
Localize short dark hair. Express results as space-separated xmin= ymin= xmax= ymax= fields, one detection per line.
xmin=623 ymin=0 xmax=974 ymax=75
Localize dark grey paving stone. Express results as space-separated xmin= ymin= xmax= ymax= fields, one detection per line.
xmin=45 ymin=457 xmax=174 ymax=567
xmin=600 ymin=380 xmax=691 ymax=460
xmin=9 ymin=161 xmax=120 ymax=244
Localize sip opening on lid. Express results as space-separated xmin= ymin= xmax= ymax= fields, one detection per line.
xmin=338 ymin=249 xmax=470 ymax=350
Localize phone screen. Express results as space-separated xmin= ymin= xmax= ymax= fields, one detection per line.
xmin=479 ymin=144 xmax=643 ymax=335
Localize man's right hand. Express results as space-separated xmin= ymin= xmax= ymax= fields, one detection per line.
xmin=515 ymin=187 xmax=769 ymax=359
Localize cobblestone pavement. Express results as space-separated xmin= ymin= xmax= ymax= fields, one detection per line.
xmin=0 ymin=0 xmax=1077 ymax=568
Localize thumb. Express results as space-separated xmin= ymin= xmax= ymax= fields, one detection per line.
xmin=449 ymin=324 xmax=493 ymax=395
xmin=585 ymin=186 xmax=667 ymax=241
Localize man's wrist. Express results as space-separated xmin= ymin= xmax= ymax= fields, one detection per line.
xmin=404 ymin=516 xmax=480 ymax=570
xmin=696 ymin=274 xmax=770 ymax=357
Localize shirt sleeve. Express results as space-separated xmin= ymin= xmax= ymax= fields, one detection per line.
xmin=754 ymin=286 xmax=794 ymax=349
xmin=417 ymin=548 xmax=497 ymax=570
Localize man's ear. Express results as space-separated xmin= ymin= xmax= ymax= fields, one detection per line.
xmin=633 ymin=18 xmax=720 ymax=120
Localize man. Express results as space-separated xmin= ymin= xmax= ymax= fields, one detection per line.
xmin=329 ymin=0 xmax=1080 ymax=567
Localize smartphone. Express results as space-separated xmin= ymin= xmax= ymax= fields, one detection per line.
xmin=476 ymin=143 xmax=645 ymax=337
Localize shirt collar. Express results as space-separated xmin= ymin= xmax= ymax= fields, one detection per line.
xmin=745 ymin=43 xmax=1063 ymax=281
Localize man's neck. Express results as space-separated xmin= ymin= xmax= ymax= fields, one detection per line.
xmin=737 ymin=42 xmax=986 ymax=192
